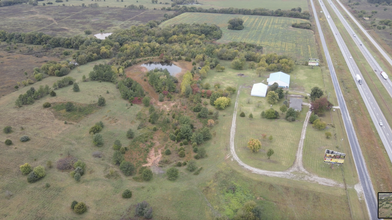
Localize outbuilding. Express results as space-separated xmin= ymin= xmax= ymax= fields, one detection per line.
xmin=250 ymin=83 xmax=268 ymax=97
xmin=289 ymin=98 xmax=303 ymax=111
xmin=267 ymin=71 xmax=290 ymax=88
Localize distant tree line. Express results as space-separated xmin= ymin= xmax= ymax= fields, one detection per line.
xmin=0 ymin=0 xmax=28 ymax=7
xmin=367 ymin=0 xmax=391 ymax=4
xmin=161 ymin=5 xmax=311 ymax=20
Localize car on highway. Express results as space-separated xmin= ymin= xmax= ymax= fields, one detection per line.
xmin=380 ymin=121 xmax=383 ymax=127
xmin=353 ymin=34 xmax=356 ymax=37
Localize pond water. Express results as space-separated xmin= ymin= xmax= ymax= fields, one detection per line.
xmin=141 ymin=62 xmax=182 ymax=76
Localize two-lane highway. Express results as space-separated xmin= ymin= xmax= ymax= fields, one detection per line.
xmin=311 ymin=0 xmax=378 ymax=219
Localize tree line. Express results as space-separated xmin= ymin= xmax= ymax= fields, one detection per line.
xmin=162 ymin=5 xmax=311 ymax=20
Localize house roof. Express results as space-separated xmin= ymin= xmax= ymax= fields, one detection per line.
xmin=251 ymin=83 xmax=268 ymax=97
xmin=289 ymin=98 xmax=302 ymax=111
xmin=267 ymin=71 xmax=290 ymax=86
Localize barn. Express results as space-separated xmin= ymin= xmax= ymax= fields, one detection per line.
xmin=251 ymin=83 xmax=268 ymax=97
xmin=267 ymin=71 xmax=290 ymax=88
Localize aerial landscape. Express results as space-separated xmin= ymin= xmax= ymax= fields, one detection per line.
xmin=0 ymin=0 xmax=392 ymax=219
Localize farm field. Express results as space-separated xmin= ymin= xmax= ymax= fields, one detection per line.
xmin=161 ymin=13 xmax=318 ymax=63
xmin=40 ymin=0 xmax=308 ymax=11
xmin=0 ymin=5 xmax=170 ymax=37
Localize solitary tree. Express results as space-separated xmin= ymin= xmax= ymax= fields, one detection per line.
xmin=228 ymin=18 xmax=244 ymax=30
xmin=280 ymin=105 xmax=287 ymax=114
xmin=247 ymin=138 xmax=262 ymax=153
xmin=267 ymin=149 xmax=274 ymax=159
xmin=267 ymin=91 xmax=279 ymax=104
xmin=73 ymin=83 xmax=80 ymax=92
xmin=65 ymin=102 xmax=74 ymax=112
xmin=98 ymin=96 xmax=106 ymax=106
xmin=325 ymin=131 xmax=332 ymax=139
xmin=310 ymin=87 xmax=324 ymax=101
xmin=167 ymin=167 xmax=179 ymax=181
xmin=249 ymin=113 xmax=253 ymax=119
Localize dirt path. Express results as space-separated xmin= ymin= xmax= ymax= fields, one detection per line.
xmin=230 ymin=87 xmax=344 ymax=187
xmin=143 ymin=148 xmax=162 ymax=167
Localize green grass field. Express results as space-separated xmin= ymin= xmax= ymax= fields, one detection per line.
xmin=161 ymin=13 xmax=318 ymax=63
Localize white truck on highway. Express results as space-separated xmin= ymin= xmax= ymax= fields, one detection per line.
xmin=381 ymin=71 xmax=388 ymax=80
xmin=356 ymin=74 xmax=362 ymax=85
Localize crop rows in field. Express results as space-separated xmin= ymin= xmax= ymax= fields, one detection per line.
xmin=161 ymin=13 xmax=318 ymax=63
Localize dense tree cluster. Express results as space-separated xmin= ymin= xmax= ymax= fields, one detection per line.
xmin=147 ymin=69 xmax=177 ymax=93
xmin=15 ymin=86 xmax=50 ymax=107
xmin=118 ymin=78 xmax=145 ymax=101
xmin=89 ymin=64 xmax=115 ymax=82
xmin=41 ymin=61 xmax=73 ymax=77
xmin=53 ymin=76 xmax=75 ymax=90
xmin=162 ymin=5 xmax=311 ymax=20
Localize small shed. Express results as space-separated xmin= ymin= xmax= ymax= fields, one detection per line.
xmin=289 ymin=98 xmax=302 ymax=111
xmin=267 ymin=71 xmax=290 ymax=88
xmin=251 ymin=83 xmax=268 ymax=97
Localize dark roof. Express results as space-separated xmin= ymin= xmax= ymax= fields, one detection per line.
xmin=289 ymin=98 xmax=302 ymax=111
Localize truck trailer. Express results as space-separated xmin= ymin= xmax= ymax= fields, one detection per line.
xmin=355 ymin=74 xmax=362 ymax=85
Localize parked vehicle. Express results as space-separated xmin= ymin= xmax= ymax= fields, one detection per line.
xmin=356 ymin=74 xmax=362 ymax=85
xmin=381 ymin=71 xmax=388 ymax=80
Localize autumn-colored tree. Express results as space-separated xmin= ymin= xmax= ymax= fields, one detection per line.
xmin=247 ymin=138 xmax=262 ymax=153
xmin=214 ymin=97 xmax=231 ymax=110
xmin=311 ymin=97 xmax=333 ymax=116
xmin=207 ymin=119 xmax=215 ymax=127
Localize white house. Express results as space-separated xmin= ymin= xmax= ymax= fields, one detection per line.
xmin=251 ymin=83 xmax=268 ymax=97
xmin=267 ymin=71 xmax=290 ymax=88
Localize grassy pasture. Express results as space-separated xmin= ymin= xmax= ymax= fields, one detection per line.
xmin=0 ymin=5 xmax=170 ymax=37
xmin=161 ymin=13 xmax=318 ymax=63
xmin=40 ymin=0 xmax=308 ymax=11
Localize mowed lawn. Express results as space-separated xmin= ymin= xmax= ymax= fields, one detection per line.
xmin=161 ymin=13 xmax=318 ymax=63
xmin=235 ymin=87 xmax=308 ymax=171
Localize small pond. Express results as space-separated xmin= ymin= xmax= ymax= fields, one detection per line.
xmin=141 ymin=62 xmax=182 ymax=76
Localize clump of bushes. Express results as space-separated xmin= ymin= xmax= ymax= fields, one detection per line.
xmin=20 ymin=163 xmax=32 ymax=175
xmin=166 ymin=167 xmax=179 ymax=181
xmin=119 ymin=161 xmax=135 ymax=176
xmin=112 ymin=140 xmax=122 ymax=150
xmin=98 ymin=96 xmax=106 ymax=106
xmin=122 ymin=189 xmax=132 ymax=198
xmin=3 ymin=126 xmax=12 ymax=134
xmin=92 ymin=133 xmax=103 ymax=146
xmin=27 ymin=166 xmax=46 ymax=183
xmin=89 ymin=121 xmax=104 ymax=134
xmin=126 ymin=128 xmax=134 ymax=139
xmin=5 ymin=139 xmax=12 ymax=145
xmin=43 ymin=102 xmax=51 ymax=108
xmin=142 ymin=169 xmax=153 ymax=181
xmin=70 ymin=160 xmax=86 ymax=181
xmin=135 ymin=201 xmax=153 ymax=219
xmin=20 ymin=136 xmax=30 ymax=142
xmin=71 ymin=201 xmax=87 ymax=214
xmin=56 ymin=156 xmax=77 ymax=171
xmin=240 ymin=112 xmax=245 ymax=117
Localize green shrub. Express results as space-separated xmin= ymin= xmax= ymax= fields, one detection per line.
xmin=112 ymin=151 xmax=124 ymax=165
xmin=309 ymin=113 xmax=319 ymax=124
xmin=186 ymin=160 xmax=197 ymax=172
xmin=89 ymin=125 xmax=102 ymax=134
xmin=240 ymin=112 xmax=245 ymax=117
xmin=167 ymin=167 xmax=179 ymax=181
xmin=98 ymin=96 xmax=106 ymax=106
xmin=122 ymin=189 xmax=132 ymax=198
xmin=73 ymin=83 xmax=80 ymax=92
xmin=164 ymin=149 xmax=171 ymax=155
xmin=169 ymin=133 xmax=176 ymax=141
xmin=45 ymin=183 xmax=50 ymax=188
xmin=142 ymin=169 xmax=153 ymax=181
xmin=158 ymin=93 xmax=164 ymax=102
xmin=71 ymin=201 xmax=78 ymax=209
xmin=50 ymin=90 xmax=56 ymax=96
xmin=20 ymin=163 xmax=32 ymax=175
xmin=33 ymin=166 xmax=46 ymax=178
xmin=127 ymin=129 xmax=134 ymax=139
xmin=176 ymin=162 xmax=182 ymax=167
xmin=43 ymin=102 xmax=51 ymax=108
xmin=93 ymin=133 xmax=103 ymax=146
xmin=5 ymin=139 xmax=12 ymax=145
xmin=142 ymin=96 xmax=150 ymax=107
xmin=27 ymin=171 xmax=40 ymax=183
xmin=73 ymin=160 xmax=86 ymax=171
xmin=119 ymin=161 xmax=135 ymax=176
xmin=74 ymin=202 xmax=87 ymax=214
xmin=74 ymin=173 xmax=81 ymax=182
xmin=113 ymin=140 xmax=122 ymax=150
xmin=3 ymin=126 xmax=12 ymax=134
xmin=178 ymin=150 xmax=185 ymax=158
xmin=20 ymin=136 xmax=30 ymax=142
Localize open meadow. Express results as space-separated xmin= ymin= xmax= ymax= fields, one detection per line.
xmin=0 ymin=5 xmax=170 ymax=37
xmin=161 ymin=13 xmax=318 ymax=63
xmin=40 ymin=0 xmax=308 ymax=11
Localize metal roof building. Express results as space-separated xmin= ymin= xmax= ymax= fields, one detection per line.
xmin=267 ymin=71 xmax=290 ymax=88
xmin=250 ymin=83 xmax=268 ymax=97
